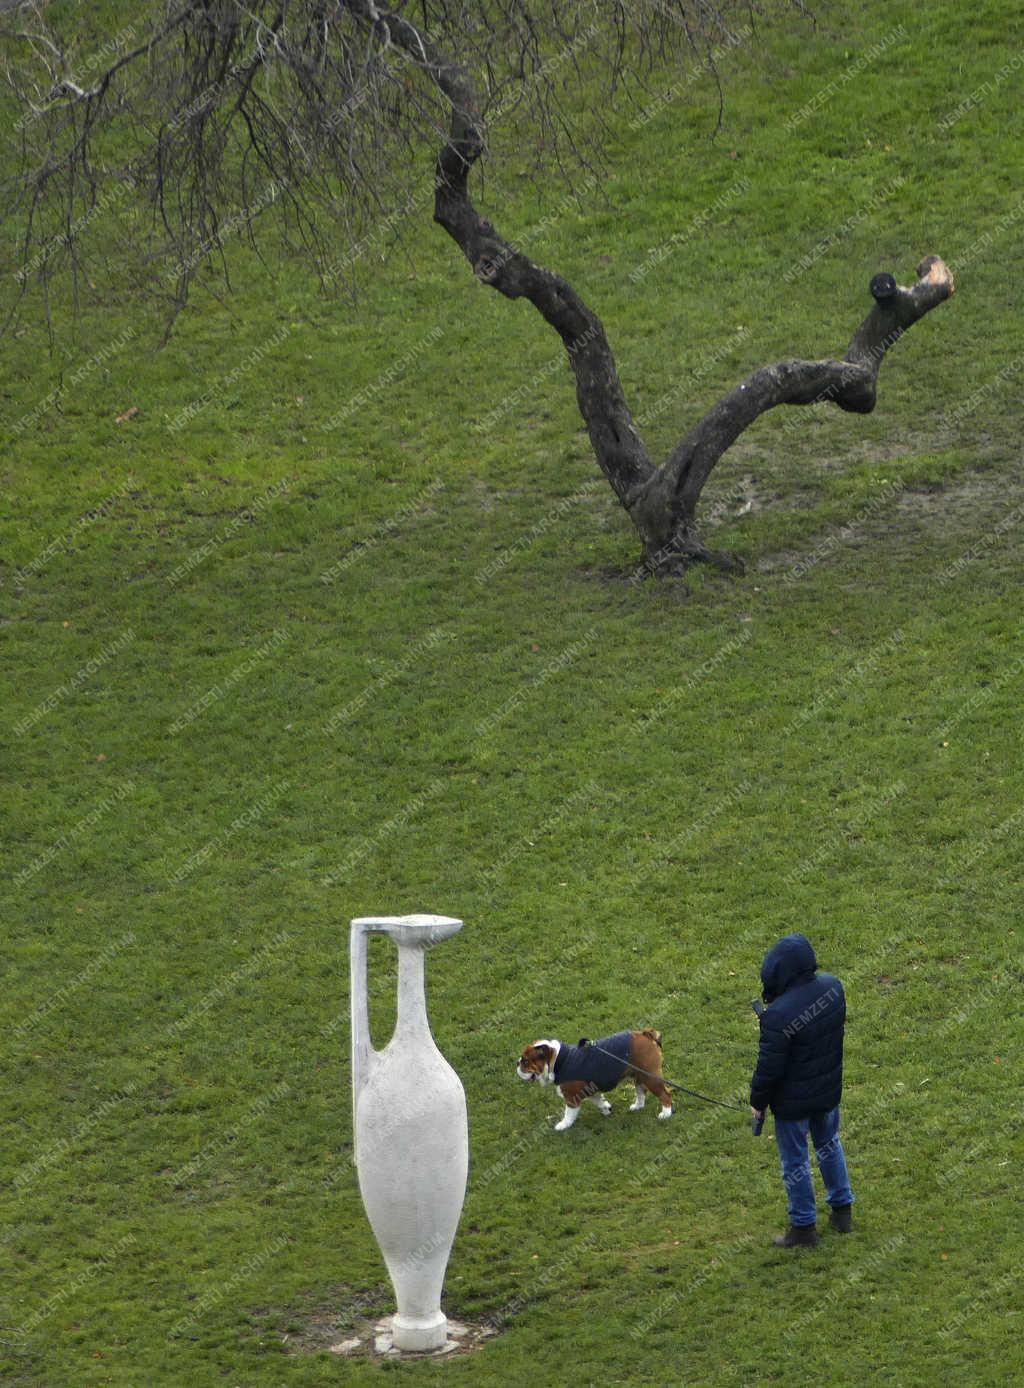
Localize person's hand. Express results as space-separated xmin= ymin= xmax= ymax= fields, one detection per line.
xmin=751 ymin=1106 xmax=765 ymax=1119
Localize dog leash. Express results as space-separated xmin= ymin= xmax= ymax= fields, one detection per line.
xmin=582 ymin=1039 xmax=747 ymax=1113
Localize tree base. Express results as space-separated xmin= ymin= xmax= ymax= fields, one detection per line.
xmin=635 ymin=530 xmax=746 ymax=580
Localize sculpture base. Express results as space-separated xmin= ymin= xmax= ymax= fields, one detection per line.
xmin=329 ymin=1313 xmax=495 ymax=1358
xmin=391 ymin=1311 xmax=448 ymax=1351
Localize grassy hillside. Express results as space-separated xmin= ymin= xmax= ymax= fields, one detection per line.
xmin=2 ymin=0 xmax=1022 ymax=1383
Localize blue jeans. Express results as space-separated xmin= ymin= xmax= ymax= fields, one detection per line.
xmin=774 ymin=1106 xmax=854 ymax=1227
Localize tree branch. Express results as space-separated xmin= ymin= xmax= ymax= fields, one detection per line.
xmin=635 ymin=254 xmax=956 ymax=555
xmin=346 ymin=0 xmax=657 ymax=509
xmin=30 ymin=2 xmax=201 ymax=111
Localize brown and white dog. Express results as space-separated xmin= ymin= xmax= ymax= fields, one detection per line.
xmin=515 ymin=1028 xmax=674 ymax=1131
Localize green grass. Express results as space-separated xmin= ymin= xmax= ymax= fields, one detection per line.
xmin=2 ymin=0 xmax=1023 ymax=1383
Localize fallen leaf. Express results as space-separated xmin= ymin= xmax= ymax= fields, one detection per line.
xmin=115 ymin=406 xmax=140 ymax=424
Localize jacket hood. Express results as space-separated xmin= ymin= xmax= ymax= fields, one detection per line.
xmin=761 ymin=933 xmax=818 ymax=1002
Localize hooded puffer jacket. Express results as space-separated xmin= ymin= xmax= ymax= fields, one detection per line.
xmin=749 ymin=933 xmax=845 ymax=1119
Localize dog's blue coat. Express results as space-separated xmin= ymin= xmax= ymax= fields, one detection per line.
xmin=553 ymin=1031 xmax=633 ymax=1091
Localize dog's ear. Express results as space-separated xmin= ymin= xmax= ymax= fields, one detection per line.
xmin=534 ymin=1043 xmax=551 ymax=1059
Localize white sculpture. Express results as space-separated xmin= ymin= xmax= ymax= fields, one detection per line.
xmin=350 ymin=914 xmax=468 ymax=1351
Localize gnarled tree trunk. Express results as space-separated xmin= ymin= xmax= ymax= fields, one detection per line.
xmin=351 ymin=1 xmax=955 ymax=577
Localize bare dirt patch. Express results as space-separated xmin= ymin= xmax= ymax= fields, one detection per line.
xmin=756 ymin=462 xmax=1023 ymax=576
xmin=247 ymin=1286 xmax=498 ymax=1360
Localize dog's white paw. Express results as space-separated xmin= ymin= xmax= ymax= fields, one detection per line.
xmin=658 ymin=1107 xmax=673 ymax=1121
xmin=554 ymin=1118 xmax=571 ymax=1131
xmin=628 ymin=1101 xmax=643 ymax=1112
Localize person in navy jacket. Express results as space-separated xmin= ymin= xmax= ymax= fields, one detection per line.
xmin=750 ymin=933 xmax=855 ymax=1247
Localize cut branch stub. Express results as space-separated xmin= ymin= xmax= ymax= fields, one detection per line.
xmin=845 ymin=254 xmax=955 ymax=374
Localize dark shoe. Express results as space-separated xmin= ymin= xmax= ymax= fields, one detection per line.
xmin=773 ymin=1224 xmax=820 ymax=1248
xmin=829 ymin=1205 xmax=853 ymax=1233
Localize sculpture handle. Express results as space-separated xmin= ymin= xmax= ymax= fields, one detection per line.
xmin=349 ymin=915 xmax=462 ymax=1108
xmin=350 ymin=920 xmax=378 ymax=1111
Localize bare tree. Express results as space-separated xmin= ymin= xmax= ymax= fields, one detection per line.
xmin=1 ymin=0 xmax=953 ymax=575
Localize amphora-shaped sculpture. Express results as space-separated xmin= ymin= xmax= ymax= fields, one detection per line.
xmin=350 ymin=914 xmax=467 ymax=1351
